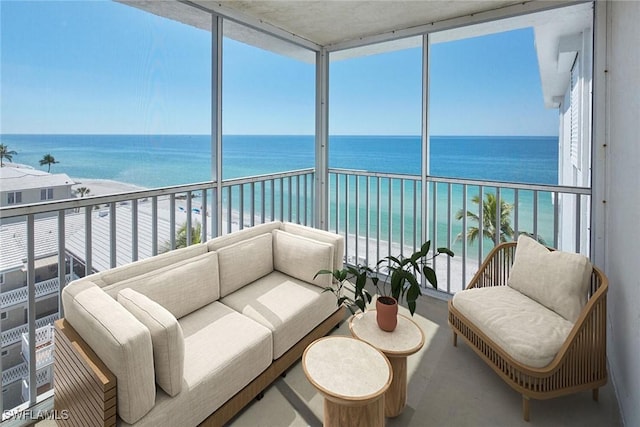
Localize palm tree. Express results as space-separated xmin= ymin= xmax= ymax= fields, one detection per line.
xmin=39 ymin=154 xmax=59 ymax=172
xmin=75 ymin=187 xmax=91 ymax=198
xmin=456 ymin=193 xmax=515 ymax=246
xmin=0 ymin=144 xmax=17 ymax=167
xmin=174 ymin=221 xmax=202 ymax=250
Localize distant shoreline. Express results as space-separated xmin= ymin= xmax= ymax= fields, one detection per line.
xmin=71 ymin=178 xmax=147 ymax=197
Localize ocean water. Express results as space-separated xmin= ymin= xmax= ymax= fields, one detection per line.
xmin=2 ymin=134 xmax=557 ymax=185
xmin=2 ymin=134 xmax=558 ymax=253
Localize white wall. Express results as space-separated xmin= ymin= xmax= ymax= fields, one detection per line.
xmin=604 ymin=1 xmax=640 ymax=426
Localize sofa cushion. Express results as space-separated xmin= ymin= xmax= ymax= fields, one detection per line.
xmin=102 ymin=251 xmax=220 ymax=319
xmin=122 ymin=301 xmax=273 ymax=427
xmin=508 ymin=234 xmax=592 ymax=322
xmin=272 ymin=229 xmax=334 ymax=288
xmin=281 ymin=222 xmax=345 ymax=271
xmin=206 ymin=221 xmax=282 ymax=252
xmin=221 ymin=271 xmax=337 ymax=359
xmin=62 ymin=281 xmax=155 ymax=424
xmin=85 ymin=244 xmax=208 ymax=288
xmin=118 ymin=288 xmax=184 ymax=397
xmin=452 ymin=286 xmax=574 ymax=368
xmin=217 ymin=233 xmax=274 ymax=297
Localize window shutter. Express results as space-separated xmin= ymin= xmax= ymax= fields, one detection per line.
xmin=570 ymin=56 xmax=581 ymax=169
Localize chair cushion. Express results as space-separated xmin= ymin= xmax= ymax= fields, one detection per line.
xmin=102 ymin=251 xmax=220 ymax=319
xmin=221 ymin=271 xmax=337 ymax=358
xmin=118 ymin=288 xmax=184 ymax=397
xmin=452 ymin=286 xmax=574 ymax=368
xmin=272 ymin=229 xmax=334 ymax=288
xmin=508 ymin=235 xmax=592 ymax=322
xmin=62 ymin=281 xmax=155 ymax=424
xmin=217 ymin=232 xmax=274 ymax=297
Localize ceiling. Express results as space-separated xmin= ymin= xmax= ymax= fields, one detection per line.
xmin=199 ymin=0 xmax=524 ymax=47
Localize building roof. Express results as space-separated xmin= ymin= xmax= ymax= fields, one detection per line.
xmin=0 ymin=166 xmax=75 ymax=193
xmin=0 ymin=204 xmax=173 ymax=274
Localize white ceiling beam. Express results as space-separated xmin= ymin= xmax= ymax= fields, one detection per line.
xmin=326 ymin=0 xmax=591 ymax=53
xmin=180 ymin=0 xmax=322 ymax=52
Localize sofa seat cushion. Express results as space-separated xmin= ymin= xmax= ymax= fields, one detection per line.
xmin=508 ymin=234 xmax=592 ymax=322
xmin=452 ymin=286 xmax=574 ymax=368
xmin=122 ymin=301 xmax=273 ymax=427
xmin=117 ymin=288 xmax=184 ymax=397
xmin=221 ymin=271 xmax=338 ymax=359
xmin=102 ymin=251 xmax=220 ymax=319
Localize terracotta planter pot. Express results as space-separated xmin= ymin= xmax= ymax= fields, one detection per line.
xmin=376 ymin=296 xmax=398 ymax=332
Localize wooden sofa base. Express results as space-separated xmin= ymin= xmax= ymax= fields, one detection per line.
xmin=54 ymin=307 xmax=345 ymax=427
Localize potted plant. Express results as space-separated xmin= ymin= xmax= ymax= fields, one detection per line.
xmin=316 ymin=241 xmax=453 ymax=331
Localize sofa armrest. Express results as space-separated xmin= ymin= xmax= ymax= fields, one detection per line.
xmin=61 ymin=281 xmax=156 ymax=424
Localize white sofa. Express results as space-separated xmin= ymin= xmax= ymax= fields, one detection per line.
xmin=56 ymin=221 xmax=345 ymax=426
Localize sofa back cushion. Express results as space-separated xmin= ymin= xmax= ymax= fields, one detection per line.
xmin=118 ymin=288 xmax=185 ymax=397
xmin=508 ymin=234 xmax=592 ymax=322
xmin=217 ymin=233 xmax=274 ymax=297
xmin=272 ymin=229 xmax=334 ymax=288
xmin=84 ymin=243 xmax=208 ymax=288
xmin=62 ymin=281 xmax=155 ymax=424
xmin=207 ymin=221 xmax=282 ymax=252
xmin=103 ymin=251 xmax=220 ymax=319
xmin=281 ymin=222 xmax=344 ymax=271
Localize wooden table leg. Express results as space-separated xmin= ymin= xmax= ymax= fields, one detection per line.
xmin=385 ymin=356 xmax=408 ymax=418
xmin=324 ymin=395 xmax=385 ymax=427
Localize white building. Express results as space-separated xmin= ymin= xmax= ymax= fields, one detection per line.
xmin=0 ymin=166 xmax=74 ymax=211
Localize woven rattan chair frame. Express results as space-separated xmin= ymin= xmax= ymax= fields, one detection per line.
xmin=448 ymin=242 xmax=608 ymax=422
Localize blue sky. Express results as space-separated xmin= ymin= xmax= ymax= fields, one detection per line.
xmin=1 ymin=0 xmax=558 ymax=136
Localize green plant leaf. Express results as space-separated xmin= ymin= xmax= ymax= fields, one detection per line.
xmin=437 ymin=247 xmax=455 ymax=257
xmin=420 ymin=241 xmax=431 ymax=255
xmin=408 ymin=300 xmax=417 ymax=316
xmin=355 ymin=299 xmax=366 ymax=313
xmin=314 ymin=269 xmax=333 ymax=279
xmin=423 ymin=266 xmax=438 ymax=289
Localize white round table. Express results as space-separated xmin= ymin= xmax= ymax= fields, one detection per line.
xmin=349 ymin=310 xmax=425 ymax=417
xmin=302 ymin=336 xmax=392 ymax=427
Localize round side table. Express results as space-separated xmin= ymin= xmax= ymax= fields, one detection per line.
xmin=349 ymin=310 xmax=425 ymax=418
xmin=302 ymin=336 xmax=392 ymax=427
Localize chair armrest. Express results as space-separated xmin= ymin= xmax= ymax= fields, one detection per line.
xmin=466 ymin=242 xmax=517 ymax=289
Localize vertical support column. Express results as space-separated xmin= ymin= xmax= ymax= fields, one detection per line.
xmin=26 ymin=214 xmax=37 ymax=405
xmin=58 ymin=210 xmax=66 ymax=317
xmin=591 ymin=0 xmax=608 ymax=268
xmin=315 ymin=47 xmax=330 ymax=230
xmin=212 ymin=14 xmax=224 ymax=237
xmin=421 ymin=34 xmax=431 ymax=249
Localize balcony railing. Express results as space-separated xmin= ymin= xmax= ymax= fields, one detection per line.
xmin=328 ymin=169 xmax=591 ymax=295
xmin=0 ymin=168 xmax=590 ymax=411
xmin=1 ymin=275 xmax=74 ymax=309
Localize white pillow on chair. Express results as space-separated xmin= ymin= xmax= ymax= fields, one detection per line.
xmin=508 ymin=234 xmax=592 ymax=323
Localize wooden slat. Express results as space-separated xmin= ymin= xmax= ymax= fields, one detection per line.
xmin=54 ymin=319 xmax=117 ymax=427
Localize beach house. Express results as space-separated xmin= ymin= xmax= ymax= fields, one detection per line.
xmin=0 ymin=1 xmax=638 ymax=426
